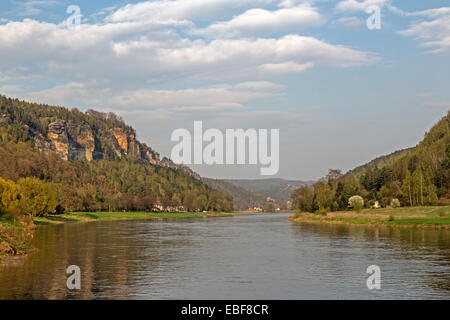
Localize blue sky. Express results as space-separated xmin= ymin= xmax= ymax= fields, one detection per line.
xmin=0 ymin=0 xmax=449 ymax=180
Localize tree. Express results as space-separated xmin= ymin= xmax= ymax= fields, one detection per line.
xmin=17 ymin=178 xmax=58 ymax=217
xmin=348 ymin=195 xmax=364 ymax=212
xmin=391 ymin=198 xmax=400 ymax=208
xmin=313 ymin=181 xmax=334 ymax=212
xmin=0 ymin=177 xmax=21 ymax=216
xmin=193 ymin=195 xmax=208 ymax=211
xmin=291 ymin=186 xmax=314 ymax=212
xmin=401 ymin=171 xmax=413 ymax=206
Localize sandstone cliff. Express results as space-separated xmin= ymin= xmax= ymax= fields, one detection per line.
xmin=0 ymin=95 xmax=199 ymax=179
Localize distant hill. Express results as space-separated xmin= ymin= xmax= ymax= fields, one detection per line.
xmin=203 ymin=178 xmax=267 ymax=211
xmin=225 ymin=178 xmax=311 ymax=202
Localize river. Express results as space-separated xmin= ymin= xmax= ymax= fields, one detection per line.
xmin=0 ymin=213 xmax=449 ymax=299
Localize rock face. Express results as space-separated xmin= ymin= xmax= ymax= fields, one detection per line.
xmin=0 ymin=94 xmax=200 ymax=179
xmin=76 ymin=126 xmax=96 ymax=161
xmin=112 ymin=128 xmax=129 ymax=156
xmin=40 ymin=117 xmax=199 ymax=178
xmin=48 ymin=120 xmax=70 ymax=160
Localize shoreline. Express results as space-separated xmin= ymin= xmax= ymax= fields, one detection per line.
xmin=288 ymin=206 xmax=450 ymax=229
xmin=33 ymin=211 xmax=239 ymax=225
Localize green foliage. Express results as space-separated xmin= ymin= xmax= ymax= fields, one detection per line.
xmin=203 ymin=178 xmax=267 ymax=211
xmin=0 ymin=177 xmax=57 ymax=217
xmin=349 ymin=195 xmax=364 ymax=212
xmin=0 ymin=142 xmax=233 ymax=213
xmin=291 ymin=185 xmax=314 ymax=212
xmin=0 ymin=177 xmax=21 ymax=216
xmin=0 ymin=95 xmax=234 ymax=213
xmin=391 ymin=198 xmax=401 ymax=208
xmin=17 ymin=178 xmax=58 ymax=217
xmin=291 ymin=111 xmax=449 ymax=212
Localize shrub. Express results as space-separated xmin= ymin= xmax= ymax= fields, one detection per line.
xmin=17 ymin=178 xmax=58 ymax=217
xmin=391 ymin=198 xmax=401 ymax=208
xmin=315 ymin=207 xmax=328 ymax=215
xmin=437 ymin=207 xmax=446 ymax=217
xmin=331 ymin=201 xmax=339 ymax=212
xmin=0 ymin=177 xmax=21 ymax=217
xmin=349 ymin=195 xmax=364 ymax=212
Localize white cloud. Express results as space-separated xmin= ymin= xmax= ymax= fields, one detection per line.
xmin=13 ymin=0 xmax=60 ymax=16
xmin=418 ymin=92 xmax=435 ymax=98
xmin=255 ymin=61 xmax=314 ymax=76
xmin=333 ymin=16 xmax=364 ymax=28
xmin=25 ymin=81 xmax=284 ymax=113
xmin=0 ymin=84 xmax=24 ymax=94
xmin=336 ymin=0 xmax=389 ymax=13
xmin=192 ymin=4 xmax=325 ymax=38
xmin=111 ymin=35 xmax=375 ymax=80
xmin=0 ymin=17 xmax=375 ymax=85
xmin=0 ymin=0 xmax=377 ymax=131
xmin=106 ymin=0 xmax=275 ymax=24
xmin=233 ymin=81 xmax=284 ymax=91
xmin=398 ymin=7 xmax=450 ymax=54
xmin=410 ymin=7 xmax=450 ymax=18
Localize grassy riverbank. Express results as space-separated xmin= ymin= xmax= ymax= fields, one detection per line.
xmin=289 ymin=206 xmax=450 ymax=228
xmin=33 ymin=211 xmax=237 ymax=225
xmin=0 ymin=216 xmax=35 ymax=258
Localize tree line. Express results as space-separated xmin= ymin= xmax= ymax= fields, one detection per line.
xmin=0 ymin=95 xmax=234 ymax=218
xmin=292 ymin=112 xmax=449 ymax=212
xmin=0 ymin=141 xmax=233 ymax=218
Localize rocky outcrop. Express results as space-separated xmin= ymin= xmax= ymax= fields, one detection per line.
xmin=76 ymin=126 xmax=96 ymax=161
xmin=0 ymin=95 xmax=201 ymax=180
xmin=144 ymin=148 xmax=160 ymax=165
xmin=112 ymin=128 xmax=129 ymax=156
xmin=111 ymin=129 xmax=148 ymax=160
xmin=48 ymin=120 xmax=70 ymax=160
xmin=22 ymin=114 xmax=199 ymax=179
xmin=161 ymin=157 xmax=201 ymax=180
xmin=47 ymin=120 xmax=99 ymax=161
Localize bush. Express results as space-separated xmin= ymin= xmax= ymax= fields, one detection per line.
xmin=391 ymin=198 xmax=401 ymax=208
xmin=315 ymin=207 xmax=328 ymax=215
xmin=331 ymin=201 xmax=339 ymax=212
xmin=437 ymin=207 xmax=446 ymax=217
xmin=17 ymin=178 xmax=58 ymax=217
xmin=348 ymin=195 xmax=364 ymax=212
xmin=0 ymin=177 xmax=21 ymax=217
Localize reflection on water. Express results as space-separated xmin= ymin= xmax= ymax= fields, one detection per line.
xmin=0 ymin=214 xmax=449 ymax=299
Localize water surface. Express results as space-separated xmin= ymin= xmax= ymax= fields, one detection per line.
xmin=1 ymin=213 xmax=449 ymax=299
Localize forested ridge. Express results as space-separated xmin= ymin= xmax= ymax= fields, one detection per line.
xmin=292 ymin=111 xmax=450 ymax=212
xmin=0 ymin=95 xmax=233 ymax=219
xmin=203 ymin=177 xmax=268 ymax=211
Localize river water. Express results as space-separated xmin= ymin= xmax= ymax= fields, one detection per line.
xmin=0 ymin=213 xmax=449 ymax=299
